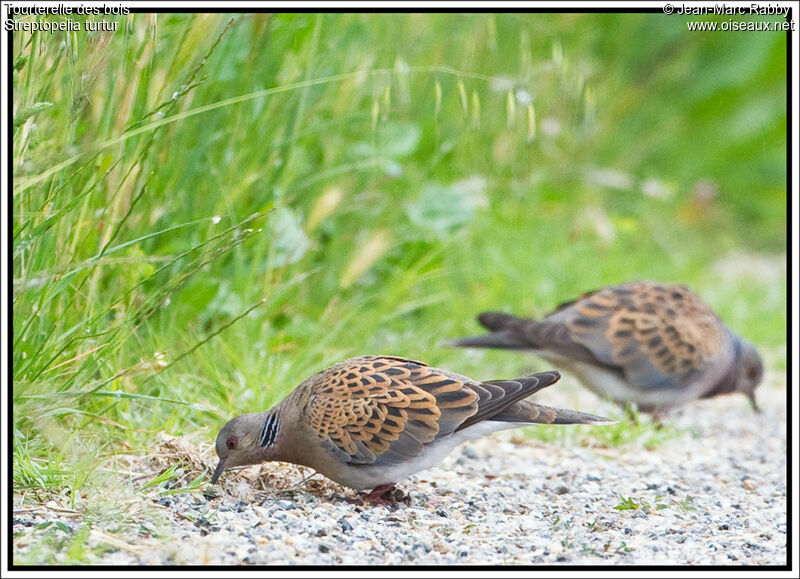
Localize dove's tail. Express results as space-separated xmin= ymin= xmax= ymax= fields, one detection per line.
xmin=443 ymin=311 xmax=534 ymax=350
xmin=482 ymin=369 xmax=613 ymax=426
xmin=444 ymin=333 xmax=530 ymax=350
xmin=505 ymin=401 xmax=615 ymax=425
xmin=462 ymin=370 xmax=615 ymax=428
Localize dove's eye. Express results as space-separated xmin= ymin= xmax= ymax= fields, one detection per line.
xmin=226 ymin=436 xmax=238 ymax=450
xmin=747 ymin=367 xmax=759 ymax=380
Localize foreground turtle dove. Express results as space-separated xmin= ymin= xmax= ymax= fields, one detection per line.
xmin=447 ymin=281 xmax=764 ymax=413
xmin=211 ymin=355 xmax=611 ymax=502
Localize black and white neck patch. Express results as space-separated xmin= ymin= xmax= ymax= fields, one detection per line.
xmin=258 ymin=412 xmax=280 ymax=447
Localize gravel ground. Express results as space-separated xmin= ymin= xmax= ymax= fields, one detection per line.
xmin=13 ymin=376 xmax=787 ymax=566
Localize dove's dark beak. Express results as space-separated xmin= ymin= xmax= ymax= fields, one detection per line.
xmin=747 ymin=391 xmax=760 ymax=413
xmin=210 ymin=459 xmax=226 ymax=484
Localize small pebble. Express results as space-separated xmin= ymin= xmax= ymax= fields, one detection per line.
xmin=11 ymin=387 xmax=786 ymax=566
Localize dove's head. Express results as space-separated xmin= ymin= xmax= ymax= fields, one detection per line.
xmin=211 ymin=411 xmax=283 ymax=484
xmin=734 ymin=337 xmax=764 ymax=412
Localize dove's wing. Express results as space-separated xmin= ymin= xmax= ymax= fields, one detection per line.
xmin=527 ymin=281 xmax=731 ymax=391
xmin=301 ymin=356 xmax=563 ymax=467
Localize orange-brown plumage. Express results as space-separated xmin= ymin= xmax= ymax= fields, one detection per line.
xmin=448 ymin=281 xmax=764 ymax=413
xmin=211 ymin=356 xmax=610 ymax=494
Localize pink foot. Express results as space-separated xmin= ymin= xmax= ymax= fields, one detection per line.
xmin=344 ymin=483 xmax=405 ymax=508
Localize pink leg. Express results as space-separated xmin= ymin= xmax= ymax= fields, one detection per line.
xmin=363 ymin=483 xmax=398 ymax=504
xmin=343 ymin=483 xmax=403 ymax=507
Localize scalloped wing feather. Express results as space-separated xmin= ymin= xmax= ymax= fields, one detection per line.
xmin=540 ymin=282 xmax=728 ymax=390
xmin=305 ymin=356 xmax=479 ymax=467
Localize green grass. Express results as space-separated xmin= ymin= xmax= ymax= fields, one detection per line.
xmin=524 ymin=407 xmax=683 ymax=451
xmin=613 ymin=493 xmax=695 ymax=515
xmin=12 ymin=12 xmax=786 ymax=563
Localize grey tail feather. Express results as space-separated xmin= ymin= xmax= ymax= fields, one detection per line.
xmin=542 ymin=407 xmax=616 ymax=425
xmin=493 ymin=400 xmax=616 ymax=425
xmin=502 ymin=370 xmax=561 ymax=393
xmin=442 ymin=332 xmax=533 ymax=350
xmin=442 ymin=311 xmax=536 ymax=350
xmin=457 ymin=371 xmax=562 ymax=432
xmin=477 ymin=311 xmax=524 ymax=331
